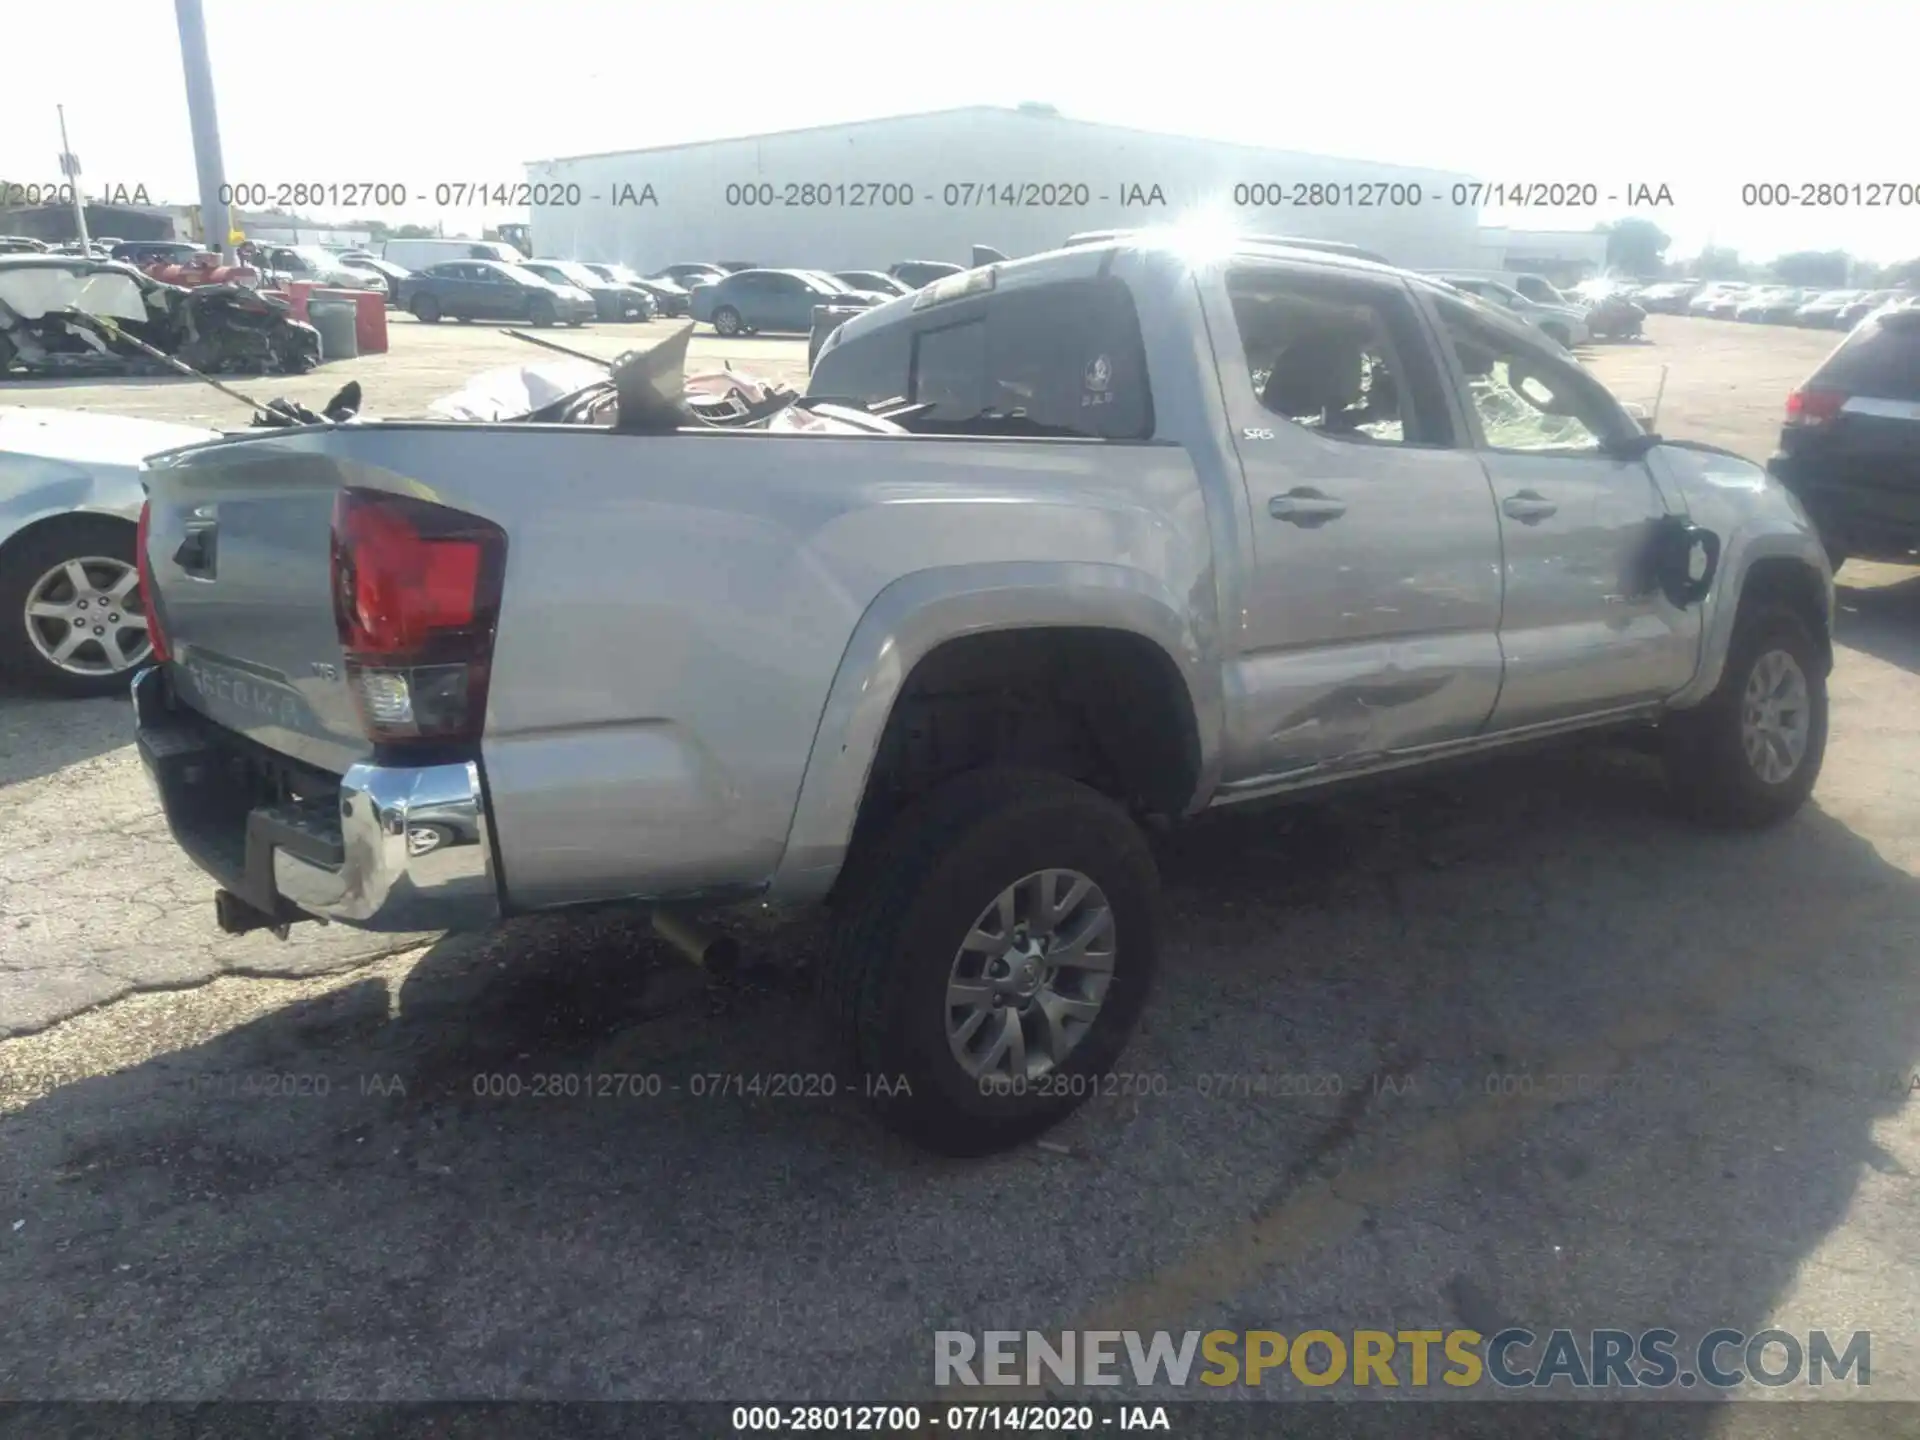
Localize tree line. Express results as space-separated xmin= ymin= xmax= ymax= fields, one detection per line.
xmin=1599 ymin=217 xmax=1920 ymax=288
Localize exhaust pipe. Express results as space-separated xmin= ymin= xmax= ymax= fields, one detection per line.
xmin=650 ymin=907 xmax=740 ymax=972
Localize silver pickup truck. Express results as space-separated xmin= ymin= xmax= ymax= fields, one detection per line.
xmin=131 ymin=236 xmax=1833 ymax=1155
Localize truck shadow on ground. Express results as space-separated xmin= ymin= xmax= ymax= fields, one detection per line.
xmin=1 ymin=743 xmax=1914 ymax=1412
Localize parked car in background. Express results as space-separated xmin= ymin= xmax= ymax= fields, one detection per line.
xmin=1636 ymin=282 xmax=1701 ymax=315
xmin=379 ymin=238 xmax=526 ymax=272
xmin=690 ymin=269 xmax=886 ymax=335
xmin=521 ymin=260 xmax=654 ymax=321
xmin=1448 ymin=270 xmax=1575 ymax=307
xmin=396 ymin=260 xmax=596 ymax=327
xmin=334 ymin=255 xmax=410 ymax=302
xmin=1428 ymin=273 xmax=1590 ymax=349
xmin=889 ymin=260 xmax=967 ymax=289
xmin=653 ymin=263 xmax=731 ymax=292
xmin=0 ymin=237 xmax=50 ymax=255
xmin=1769 ymin=301 xmax=1920 ymax=569
xmin=1834 ymin=290 xmax=1911 ymax=330
xmin=1584 ymin=291 xmax=1647 ymax=341
xmin=833 ymin=270 xmax=915 ymax=298
xmin=0 ymin=406 xmax=219 ymax=694
xmin=1734 ymin=288 xmax=1811 ymax=324
xmin=263 ymin=245 xmax=379 ymax=291
xmin=794 ymin=270 xmax=893 ymax=305
xmin=1691 ymin=283 xmax=1752 ymax=318
xmin=1790 ymin=290 xmax=1864 ymax=328
xmin=110 ymin=241 xmax=205 ymax=268
xmin=583 ymin=264 xmax=688 ymax=317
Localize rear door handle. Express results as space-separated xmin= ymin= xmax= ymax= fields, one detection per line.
xmin=1269 ymin=489 xmax=1347 ymax=526
xmin=1502 ymin=490 xmax=1558 ymax=523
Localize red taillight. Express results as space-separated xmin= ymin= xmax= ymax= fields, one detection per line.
xmin=1786 ymin=388 xmax=1847 ymax=427
xmin=135 ymin=499 xmax=169 ymax=664
xmin=329 ymin=489 xmax=506 ymax=747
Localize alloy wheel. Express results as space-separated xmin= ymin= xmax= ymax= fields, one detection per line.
xmin=24 ymin=556 xmax=150 ymax=677
xmin=945 ymin=868 xmax=1116 ymax=1085
xmin=1740 ymin=647 xmax=1811 ymax=784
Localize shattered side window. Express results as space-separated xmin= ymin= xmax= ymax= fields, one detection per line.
xmin=0 ymin=267 xmax=150 ymax=322
xmin=1434 ymin=296 xmax=1626 ymax=454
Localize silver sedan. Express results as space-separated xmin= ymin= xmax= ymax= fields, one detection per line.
xmin=0 ymin=407 xmax=220 ymax=695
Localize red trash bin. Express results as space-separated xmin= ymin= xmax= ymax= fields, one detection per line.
xmin=349 ymin=287 xmax=387 ymax=354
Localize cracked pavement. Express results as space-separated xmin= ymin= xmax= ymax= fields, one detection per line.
xmin=0 ymin=683 xmax=429 ymax=1038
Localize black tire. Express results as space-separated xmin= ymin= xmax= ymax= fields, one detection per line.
xmin=410 ymin=293 xmax=441 ymax=323
xmin=1663 ymin=604 xmax=1828 ymax=828
xmin=821 ymin=768 xmax=1161 ymax=1156
xmin=1824 ymin=540 xmax=1848 ymax=574
xmin=528 ymin=295 xmax=556 ymax=328
xmin=0 ymin=515 xmax=148 ymax=698
xmin=713 ymin=305 xmax=743 ymax=336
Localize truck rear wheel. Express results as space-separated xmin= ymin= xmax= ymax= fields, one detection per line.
xmin=1663 ymin=604 xmax=1827 ymax=827
xmin=821 ymin=768 xmax=1160 ymax=1156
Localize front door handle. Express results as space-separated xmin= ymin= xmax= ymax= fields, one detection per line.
xmin=1502 ymin=490 xmax=1558 ymax=523
xmin=1269 ymin=488 xmax=1347 ymax=526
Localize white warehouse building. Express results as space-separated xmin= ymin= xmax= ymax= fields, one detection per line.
xmin=523 ymin=105 xmax=1486 ymax=274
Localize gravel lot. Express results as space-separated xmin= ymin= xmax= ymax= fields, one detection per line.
xmin=2 ymin=313 xmax=1918 ymax=1419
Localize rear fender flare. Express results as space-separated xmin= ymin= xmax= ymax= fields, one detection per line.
xmin=765 ymin=561 xmax=1223 ymax=901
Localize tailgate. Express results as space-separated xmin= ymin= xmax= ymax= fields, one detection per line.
xmin=142 ymin=433 xmax=368 ymax=774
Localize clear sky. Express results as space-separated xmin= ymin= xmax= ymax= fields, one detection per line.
xmin=4 ymin=0 xmax=1914 ymax=266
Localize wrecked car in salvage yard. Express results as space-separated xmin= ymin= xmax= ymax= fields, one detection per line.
xmin=0 ymin=254 xmax=321 ymax=379
xmin=128 ymin=238 xmax=1834 ymax=1158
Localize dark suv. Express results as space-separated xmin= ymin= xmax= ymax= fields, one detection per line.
xmin=1768 ymin=300 xmax=1920 ymax=570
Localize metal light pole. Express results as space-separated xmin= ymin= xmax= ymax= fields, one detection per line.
xmin=174 ymin=0 xmax=234 ymax=262
xmin=56 ymin=106 xmax=90 ymax=248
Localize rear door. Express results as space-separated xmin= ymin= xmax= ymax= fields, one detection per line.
xmin=470 ymin=264 xmax=520 ymax=319
xmin=764 ymin=273 xmax=813 ymax=331
xmin=1207 ymin=262 xmax=1507 ymax=782
xmin=432 ymin=262 xmax=481 ymax=317
xmin=1421 ymin=290 xmax=1699 ymax=729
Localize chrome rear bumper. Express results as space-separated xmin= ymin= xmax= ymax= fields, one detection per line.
xmin=132 ymin=665 xmax=500 ymax=933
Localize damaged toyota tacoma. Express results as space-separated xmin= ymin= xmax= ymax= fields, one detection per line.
xmin=130 ymin=237 xmax=1834 ymax=1155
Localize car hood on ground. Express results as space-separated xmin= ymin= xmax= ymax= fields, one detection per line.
xmin=0 ymin=407 xmax=222 ymax=470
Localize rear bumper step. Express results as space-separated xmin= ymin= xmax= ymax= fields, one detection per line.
xmin=133 ymin=665 xmax=500 ymax=934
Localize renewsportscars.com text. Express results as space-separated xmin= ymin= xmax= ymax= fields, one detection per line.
xmin=935 ymin=1328 xmax=1871 ymax=1391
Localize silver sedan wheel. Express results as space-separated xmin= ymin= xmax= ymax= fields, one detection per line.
xmin=25 ymin=556 xmax=150 ymax=677
xmin=946 ymin=868 xmax=1115 ymax=1085
xmin=1740 ymin=647 xmax=1810 ymax=785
